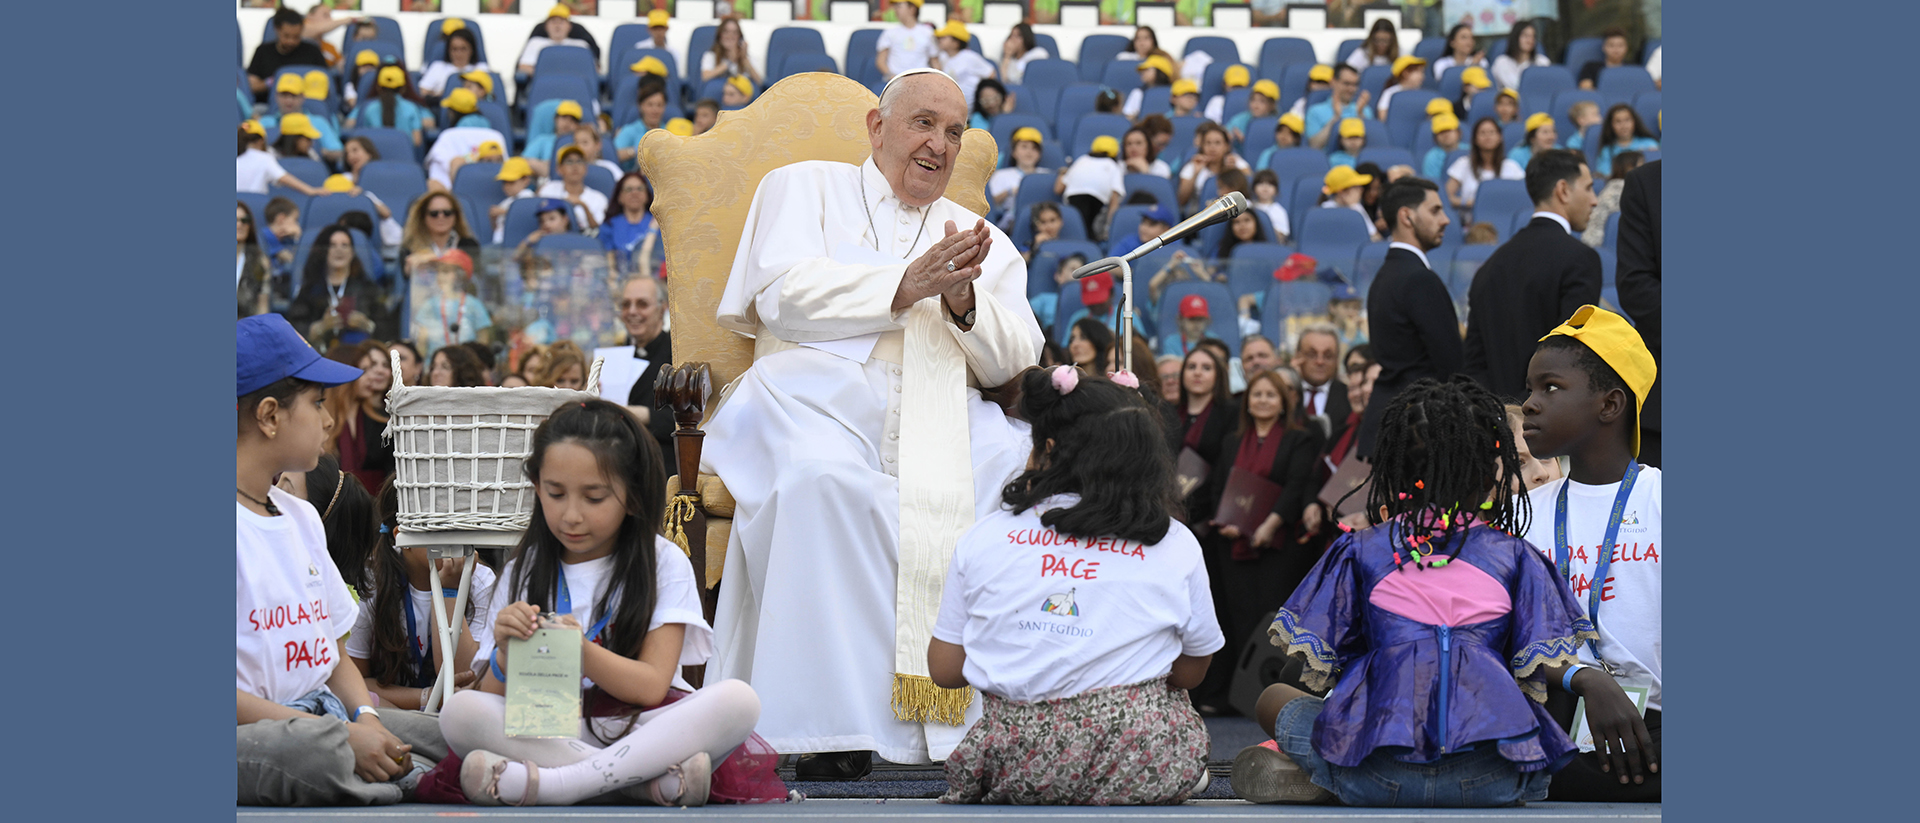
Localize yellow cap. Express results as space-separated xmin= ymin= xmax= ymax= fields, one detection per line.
xmin=275 ymin=73 xmax=305 ymax=95
xmin=1170 ymin=78 xmax=1199 ymax=97
xmin=356 ymin=49 xmax=380 ymax=67
xmin=726 ymin=75 xmax=754 ymax=99
xmin=496 ymin=156 xmax=533 ymax=181
xmin=1524 ymin=112 xmax=1553 ymax=133
xmin=475 ymin=140 xmax=504 ymax=159
xmin=455 ymin=71 xmax=492 ymax=99
xmin=648 ymin=9 xmax=671 ymax=27
xmin=1223 ymin=65 xmax=1250 ymax=88
xmin=555 ymin=144 xmax=586 ymax=164
xmin=895 ymin=0 xmax=924 ymax=6
xmin=1140 ymin=55 xmax=1176 ymax=78
xmin=277 ymin=112 xmax=322 ymax=139
xmin=1499 ymin=87 xmax=1520 ymax=101
xmin=1426 ymin=97 xmax=1453 ymax=117
xmin=630 ymin=55 xmax=668 ymax=77
xmin=1460 ymin=66 xmax=1491 ymax=89
xmin=1089 ymin=135 xmax=1119 ymax=157
xmin=323 ymin=174 xmax=356 ymax=193
xmin=1251 ymin=79 xmax=1279 ymax=100
xmin=241 ymin=119 xmax=267 ymax=138
xmin=302 ymin=71 xmax=330 ymax=100
xmin=1309 ymin=64 xmax=1333 ymax=83
xmin=1012 ymin=126 xmax=1044 ymax=145
xmin=1322 ymin=164 xmax=1372 ymax=194
xmin=555 ymin=99 xmax=583 ymax=120
xmin=546 ymin=3 xmax=572 ymax=19
xmin=1338 ymin=118 xmax=1365 ymax=139
xmin=441 ymin=87 xmax=478 ymax=113
xmin=1391 ymin=55 xmax=1427 ymax=77
xmin=441 ymin=18 xmax=467 ymax=35
xmin=665 ymin=117 xmax=694 ymax=136
xmin=1430 ymin=112 xmax=1460 ymax=134
xmin=1539 ymin=305 xmax=1657 ymax=457
xmin=377 ymin=66 xmax=404 ymax=89
xmin=1277 ymin=112 xmax=1305 ymax=134
xmin=935 ymin=21 xmax=970 ymax=44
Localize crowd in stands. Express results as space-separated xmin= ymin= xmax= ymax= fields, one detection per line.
xmin=239 ymin=3 xmax=1662 ymax=810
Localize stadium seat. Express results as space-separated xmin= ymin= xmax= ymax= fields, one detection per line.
xmin=1334 ymin=40 xmax=1364 ymax=68
xmin=1051 ymin=84 xmax=1107 ymax=139
xmin=1604 ymin=211 xmax=1621 ymax=249
xmin=1597 ymin=246 xmax=1617 ymax=290
xmin=1563 ymin=38 xmax=1604 ymax=76
xmin=523 ymin=75 xmax=597 ymax=113
xmin=451 ymin=162 xmax=505 ymax=208
xmin=1168 ymin=115 xmax=1206 ymax=166
xmin=1033 ymin=33 xmax=1061 ymax=62
xmin=302 ymin=193 xmax=378 ymax=235
xmin=780 ymin=53 xmax=839 ymax=79
xmin=1241 ymin=116 xmax=1280 ymax=164
xmin=1413 ymin=37 xmax=1447 ymax=65
xmin=1278 ymin=63 xmax=1317 ymax=112
xmin=1383 ymin=89 xmax=1439 ymax=149
xmin=1357 ymin=147 xmax=1417 ymax=172
xmin=1472 ymin=180 xmax=1532 ymax=238
xmin=347 ymin=128 xmax=417 ymax=166
xmin=1633 ymin=91 xmax=1662 ymax=138
xmin=1200 ymin=62 xmax=1241 ymax=103
xmin=1285 ymin=177 xmax=1325 ymax=229
xmin=267 ymin=187 xmax=312 ymax=215
xmin=358 ymin=161 xmax=428 ymax=212
xmin=500 ymin=197 xmax=557 ymax=248
xmin=1261 ymin=280 xmax=1334 ymax=343
xmin=1077 ymin=34 xmax=1132 ymax=83
xmin=1123 ymin=174 xmax=1178 ymax=208
xmin=1598 ymin=66 xmax=1657 ymax=108
xmin=1012 ymin=172 xmax=1062 ymax=221
xmin=1156 ymin=281 xmax=1241 ymax=355
xmin=1296 ymin=207 xmax=1372 ymax=247
xmin=1019 ymin=59 xmax=1080 ymax=123
xmin=1503 ymin=120 xmax=1529 ymax=151
xmin=1012 ymin=202 xmax=1089 ymax=249
xmin=1184 ymin=36 xmax=1241 ymax=67
xmin=585 ymin=166 xmax=616 ymax=200
xmin=474 ymin=101 xmax=513 ymax=146
xmin=1229 ymin=242 xmax=1294 ymax=278
xmin=451 ymin=195 xmax=489 ymax=246
xmin=1358 ymin=65 xmax=1395 ymax=112
xmin=603 ymin=24 xmax=651 ymax=77
xmin=1138 ymin=86 xmax=1172 ymax=117
xmin=1447 ymin=244 xmax=1495 ymax=311
xmin=1465 ymin=92 xmax=1500 ymax=128
xmin=1107 ymin=203 xmax=1158 ymax=246
xmin=533 ymin=46 xmax=600 ymax=88
xmin=1353 ymin=240 xmax=1390 ymax=295
xmin=612 ymin=47 xmax=683 ymax=103
xmin=1225 ymin=253 xmax=1281 ymax=302
xmin=844 ymin=28 xmax=882 ymax=80
xmin=1518 ymin=65 xmax=1575 ymax=118
xmin=277 ymin=157 xmax=330 ymax=188
xmin=686 ymin=25 xmax=717 ymax=79
xmin=989 ymin=112 xmax=1055 ymax=161
xmin=1508 ymin=210 xmax=1535 ymax=238
xmin=1002 ymin=82 xmax=1041 ymax=116
xmin=1258 ymin=37 xmax=1318 ymax=81
xmin=1102 ymin=60 xmax=1145 ymax=95
xmin=1436 ymin=66 xmax=1466 ymax=104
xmin=1028 ymin=239 xmax=1105 ymax=299
xmin=1070 ymin=114 xmax=1133 ymax=159
xmin=766 ymin=28 xmax=829 ymax=83
xmin=1216 ymin=88 xmax=1253 ymax=125
xmin=1580 ymin=123 xmax=1603 ymax=167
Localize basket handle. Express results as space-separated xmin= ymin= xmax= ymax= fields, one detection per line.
xmin=390 ymin=349 xmax=407 ymax=389
xmin=587 ymin=356 xmax=604 ymax=395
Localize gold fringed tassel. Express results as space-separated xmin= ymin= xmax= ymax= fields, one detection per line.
xmin=890 ymin=673 xmax=974 ymax=726
xmin=663 ymin=494 xmax=699 ymax=559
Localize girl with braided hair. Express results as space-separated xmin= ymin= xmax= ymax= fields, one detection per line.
xmin=1233 ymin=377 xmax=1599 ymax=807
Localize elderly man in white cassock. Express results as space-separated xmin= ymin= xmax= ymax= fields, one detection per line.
xmin=700 ymin=68 xmax=1043 ymax=777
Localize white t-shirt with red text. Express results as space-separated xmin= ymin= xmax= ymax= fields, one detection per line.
xmin=1519 ymin=467 xmax=1662 ymax=710
xmin=237 ymin=487 xmax=359 ymax=704
xmin=933 ymin=495 xmax=1224 ymax=703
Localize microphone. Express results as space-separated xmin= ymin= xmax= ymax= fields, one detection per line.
xmin=1069 ymin=192 xmax=1249 ymax=280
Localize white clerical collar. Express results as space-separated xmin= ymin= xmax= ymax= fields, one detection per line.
xmin=859 ymin=157 xmax=928 ymax=212
xmin=1389 ymin=241 xmax=1431 ymax=270
xmin=1532 ymin=210 xmax=1572 ymax=235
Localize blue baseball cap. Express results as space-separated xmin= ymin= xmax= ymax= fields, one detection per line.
xmin=536 ymin=198 xmax=570 ymax=215
xmin=1330 ymin=282 xmax=1359 ymax=301
xmin=1142 ymin=205 xmax=1175 ymax=226
xmin=237 ymin=315 xmax=364 ymax=396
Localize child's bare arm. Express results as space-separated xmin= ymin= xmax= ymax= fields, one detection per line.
xmin=927 ymin=638 xmax=969 ymax=689
xmin=1168 ymin=653 xmax=1212 ymax=690
xmin=582 ymin=622 xmax=686 ymax=709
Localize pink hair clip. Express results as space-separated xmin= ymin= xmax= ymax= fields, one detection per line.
xmin=1109 ymin=369 xmax=1139 ymax=389
xmin=1051 ymin=365 xmax=1080 ymax=394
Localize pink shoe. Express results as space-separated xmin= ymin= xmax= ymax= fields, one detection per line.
xmin=459 ymin=750 xmax=538 ymax=806
xmin=648 ymin=751 xmax=711 ymax=807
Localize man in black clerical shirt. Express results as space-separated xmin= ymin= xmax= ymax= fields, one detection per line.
xmin=619 ymin=275 xmax=675 ymax=472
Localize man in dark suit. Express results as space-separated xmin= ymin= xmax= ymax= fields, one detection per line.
xmin=617 ymin=275 xmax=675 ymax=474
xmin=1462 ymin=149 xmax=1603 ymax=400
xmin=1357 ymin=178 xmax=1460 ymax=459
xmin=1615 ymin=159 xmax=1661 ymax=467
xmin=1292 ymin=323 xmax=1350 ymax=443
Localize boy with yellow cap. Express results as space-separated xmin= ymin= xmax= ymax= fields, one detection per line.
xmin=1516 ymin=305 xmax=1662 ymax=803
xmin=515 ymin=4 xmax=592 ymax=78
xmin=1123 ymin=54 xmax=1178 ymax=119
xmin=989 ymin=126 xmax=1050 ymax=223
xmin=1424 ymin=112 xmax=1461 ymax=180
xmin=932 ymin=21 xmax=995 ymax=108
xmin=1226 ymin=79 xmax=1280 ymax=148
xmin=1374 ymin=54 xmax=1427 ymax=119
xmin=1054 ymin=134 xmax=1125 ymax=239
xmin=1328 ymin=117 xmax=1367 ymax=168
xmin=351 ymin=66 xmax=430 ymax=146
xmin=1320 ymin=165 xmax=1378 ymax=239
xmin=641 ymin=9 xmax=686 ymax=72
xmin=1168 ymin=78 xmax=1201 ymax=118
xmin=1252 ymin=113 xmax=1305 ymax=170
xmin=1495 ymin=87 xmax=1521 ymax=126
xmin=1283 ymin=64 xmax=1336 ymax=119
xmin=459 ymin=69 xmax=495 ymax=104
xmin=875 ymin=0 xmax=937 ymax=81
xmin=521 ymin=99 xmax=585 ymax=172
xmin=487 ymin=157 xmax=538 ymax=245
xmin=1457 ymin=65 xmax=1493 ymax=116
xmin=263 ymin=73 xmax=344 ymax=164
xmin=1203 ymin=64 xmax=1251 ymax=123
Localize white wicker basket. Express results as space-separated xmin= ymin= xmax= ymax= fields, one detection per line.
xmin=383 ymin=351 xmax=601 ymax=534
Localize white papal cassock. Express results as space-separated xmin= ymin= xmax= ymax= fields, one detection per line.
xmin=701 ymin=158 xmax=1042 ymax=763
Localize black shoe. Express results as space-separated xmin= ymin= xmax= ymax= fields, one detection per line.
xmin=792 ymin=750 xmax=873 ymax=781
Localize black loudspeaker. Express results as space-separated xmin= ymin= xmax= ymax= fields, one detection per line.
xmin=1227 ymin=610 xmax=1328 ymax=717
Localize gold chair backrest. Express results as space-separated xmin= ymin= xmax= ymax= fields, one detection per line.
xmin=638 ymin=72 xmax=999 ymax=393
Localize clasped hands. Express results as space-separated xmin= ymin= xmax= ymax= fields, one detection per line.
xmin=892 ymin=219 xmax=992 ymax=317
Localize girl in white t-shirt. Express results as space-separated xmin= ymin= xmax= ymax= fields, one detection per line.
xmin=237 ymin=122 xmax=324 ymax=197
xmin=933 ymin=367 xmax=1224 ymax=805
xmin=439 ymin=400 xmax=781 ymax=806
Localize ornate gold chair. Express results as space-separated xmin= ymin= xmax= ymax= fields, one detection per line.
xmin=638 ymin=72 xmax=999 ymax=624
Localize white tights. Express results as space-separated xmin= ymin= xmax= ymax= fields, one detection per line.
xmin=439 ymin=679 xmax=762 ymax=805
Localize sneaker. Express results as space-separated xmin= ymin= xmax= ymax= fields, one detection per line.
xmin=648 ymin=751 xmax=711 ymax=807
xmin=1232 ymin=744 xmax=1334 ymax=804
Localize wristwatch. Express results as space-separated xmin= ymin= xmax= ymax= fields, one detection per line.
xmin=950 ymin=306 xmax=977 ymax=326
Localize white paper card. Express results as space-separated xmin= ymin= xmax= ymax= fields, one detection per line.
xmin=593 ymin=346 xmax=648 ymax=404
xmin=1569 ymin=684 xmax=1650 ymax=753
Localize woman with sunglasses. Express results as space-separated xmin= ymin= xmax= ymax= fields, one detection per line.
xmin=401 ymin=191 xmax=482 ymax=282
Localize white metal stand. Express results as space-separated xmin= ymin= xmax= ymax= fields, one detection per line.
xmin=394 ymin=529 xmax=522 ymax=713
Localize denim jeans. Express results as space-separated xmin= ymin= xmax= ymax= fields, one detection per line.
xmin=1275 ymin=695 xmax=1552 ymax=807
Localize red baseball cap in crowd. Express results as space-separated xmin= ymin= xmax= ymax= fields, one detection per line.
xmin=1179 ymin=294 xmax=1210 ymax=318
xmin=1080 ymin=271 xmax=1113 ymax=305
xmin=1275 ymin=252 xmax=1317 ymax=281
xmin=437 ymin=248 xmax=474 ymax=277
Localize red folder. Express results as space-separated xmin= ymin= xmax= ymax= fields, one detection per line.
xmin=1214 ymin=468 xmax=1285 ymax=534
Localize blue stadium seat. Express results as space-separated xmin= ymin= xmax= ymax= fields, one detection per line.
xmin=474 ymin=101 xmax=513 ymax=146
xmin=533 ymin=46 xmax=600 ymax=88
xmin=535 ymin=234 xmax=604 ymax=255
xmin=1019 ymin=59 xmax=1080 ymax=123
xmin=766 ymin=27 xmax=828 ymax=83
xmin=1261 ymin=280 xmax=1335 ymax=342
xmin=302 ymin=193 xmax=378 ymax=235
xmin=1604 ymin=211 xmax=1621 ymax=249
xmin=1580 ymin=123 xmax=1603 ymax=166
xmin=1413 ymin=37 xmax=1447 ymax=65
xmin=1334 ymin=39 xmax=1364 ymax=68
xmin=1562 ymin=38 xmax=1604 ymax=77
xmin=1002 ymin=82 xmax=1041 ymax=116
xmin=1353 ymin=240 xmax=1390 ymax=295
xmin=1465 ymin=93 xmax=1500 ymax=130
xmin=1285 ymin=177 xmax=1325 ymax=229
xmin=780 ymin=53 xmax=838 ymax=79
xmin=1358 ymin=65 xmax=1395 ymax=113
xmin=1503 ymin=120 xmax=1529 ymax=151
xmin=267 ymin=187 xmax=311 ymax=215
xmin=1012 ymin=172 xmax=1062 ymax=221
xmin=1598 ymin=66 xmax=1656 ymax=109
xmin=1383 ymin=89 xmax=1439 ymax=149
xmin=1034 ymin=34 xmax=1061 ymax=62
xmin=500 ymin=198 xmax=556 ymax=248
xmin=687 ymin=25 xmax=717 ymax=79
xmin=1011 ymin=202 xmax=1088 ymax=249
xmin=1070 ymin=114 xmax=1133 ymax=159
xmin=277 ymin=157 xmax=330 ymax=188
xmin=584 ymin=166 xmax=616 ymax=200
xmin=1633 ymin=91 xmax=1662 ymax=138
xmin=1217 ymin=88 xmax=1253 ymax=125
xmin=523 ymin=75 xmax=597 ymax=113
xmin=1358 ymin=147 xmax=1417 ymax=171
xmin=989 ymin=112 xmax=1055 ymax=162
xmin=1229 ymin=242 xmax=1294 ymax=279
xmin=347 ymin=128 xmax=417 ymax=166
xmin=611 ymin=47 xmax=683 ymax=105
xmin=1077 ymin=34 xmax=1131 ymax=83
xmin=1184 ymin=36 xmax=1241 ymax=67
xmin=357 ymin=161 xmax=427 ymax=212
xmin=1102 ymin=60 xmax=1145 ymax=95
xmin=845 ymin=28 xmax=883 ymax=81
xmin=1168 ymin=115 xmax=1206 ymax=166
xmin=1278 ymin=63 xmax=1317 ymax=112
xmin=452 ymin=162 xmax=505 ymax=209
xmin=1517 ymin=65 xmax=1574 ymax=118
xmin=1242 ymin=116 xmax=1281 ymax=164
xmin=1597 ymin=247 xmax=1617 ymax=290
xmin=1258 ymin=37 xmax=1317 ymax=82
xmin=1200 ymin=61 xmax=1242 ymax=103
xmin=1472 ymin=180 xmax=1532 ymax=239
xmin=1028 ymin=239 xmax=1105 ymax=299
xmin=1051 ymin=84 xmax=1107 ymax=139
xmin=1139 ymin=86 xmax=1172 ymax=118
xmin=1436 ymin=66 xmax=1466 ymax=104
xmin=423 ymin=18 xmax=488 ymax=66
xmin=603 ymin=24 xmax=651 ymax=77
xmin=1123 ymin=174 xmax=1178 ymax=208
xmin=1641 ymin=38 xmax=1660 ymax=65
xmin=1508 ymin=210 xmax=1536 ymax=239
xmin=1296 ymin=207 xmax=1372 ymax=247
xmin=1447 ymin=244 xmax=1495 ymax=311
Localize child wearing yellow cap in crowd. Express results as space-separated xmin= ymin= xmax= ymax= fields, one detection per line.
xmin=691 ymin=99 xmax=721 ymax=135
xmin=1320 ymin=166 xmax=1380 ymax=240
xmin=721 ymin=74 xmax=755 ymax=108
xmin=350 ymin=66 xmax=429 ymax=147
xmin=537 ymin=145 xmax=607 ymax=233
xmin=1494 ymin=88 xmax=1521 ymax=127
xmin=1204 ymin=64 xmax=1251 ymax=124
xmin=641 ymin=9 xmax=686 ymax=70
xmin=614 ymin=74 xmax=672 ymax=166
xmin=1327 ymin=118 xmax=1367 ymax=169
xmin=522 ymin=99 xmax=586 ymax=173
xmin=271 ymin=113 xmax=327 ymax=164
xmin=1374 ymin=55 xmax=1427 ymax=120
xmin=1168 ymin=79 xmax=1201 ymax=119
xmin=1507 ymin=112 xmax=1560 ymax=171
xmin=439 ymin=89 xmax=493 ymax=130
xmin=419 ymin=23 xmax=490 ymax=102
xmin=1516 ymin=305 xmax=1662 ymax=803
xmin=1456 ymin=66 xmax=1492 ymax=121
xmin=263 ymin=73 xmax=344 ymax=164
xmin=488 ymin=158 xmax=538 ymax=245
xmin=1227 ymin=80 xmax=1280 ymax=149
xmin=515 ymin=4 xmax=590 ymax=78
xmin=1055 ymin=134 xmax=1126 ymax=239
xmin=238 ymin=121 xmax=328 ymax=197
xmin=1253 ymin=113 xmax=1305 ymax=170
xmin=990 ymin=127 xmax=1050 ymax=225
xmin=1285 ymin=64 xmax=1336 ymax=119
xmin=1124 ymin=55 xmax=1178 ymax=119
xmin=932 ymin=21 xmax=995 ymax=107
xmin=875 ymin=0 xmax=938 ymax=80
xmin=1425 ymin=112 xmax=1462 ymax=180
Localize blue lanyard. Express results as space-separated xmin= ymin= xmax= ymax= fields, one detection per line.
xmin=556 ymin=568 xmax=613 ymax=644
xmin=400 ymin=594 xmax=431 ymax=688
xmin=1554 ymin=462 xmax=1639 ymax=672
